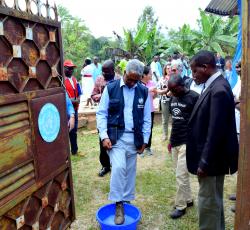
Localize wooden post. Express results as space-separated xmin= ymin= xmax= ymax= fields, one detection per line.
xmin=235 ymin=0 xmax=250 ymax=229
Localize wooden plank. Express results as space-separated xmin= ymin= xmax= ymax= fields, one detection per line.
xmin=235 ymin=0 xmax=250 ymax=229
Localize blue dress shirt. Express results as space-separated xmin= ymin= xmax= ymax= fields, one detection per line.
xmin=66 ymin=93 xmax=75 ymax=118
xmin=96 ymin=78 xmax=152 ymax=144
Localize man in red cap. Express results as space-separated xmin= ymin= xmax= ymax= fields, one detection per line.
xmin=64 ymin=59 xmax=81 ymax=155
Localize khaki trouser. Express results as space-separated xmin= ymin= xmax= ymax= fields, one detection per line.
xmin=172 ymin=144 xmax=192 ymax=210
xmin=161 ymin=100 xmax=170 ymax=139
xmin=198 ymin=175 xmax=225 ymax=230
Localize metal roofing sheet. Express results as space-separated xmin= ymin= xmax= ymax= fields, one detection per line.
xmin=205 ymin=0 xmax=238 ymax=16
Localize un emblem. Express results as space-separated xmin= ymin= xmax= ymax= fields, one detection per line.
xmin=138 ymin=98 xmax=144 ymax=104
xmin=38 ymin=103 xmax=61 ymax=143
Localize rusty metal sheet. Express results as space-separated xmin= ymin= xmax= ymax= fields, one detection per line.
xmin=0 ymin=101 xmax=32 ymax=176
xmin=33 ymin=24 xmax=49 ymax=49
xmin=46 ymin=42 xmax=60 ymax=67
xmin=0 ymin=169 xmax=74 ymax=228
xmin=4 ymin=17 xmax=25 ymax=45
xmin=23 ymin=197 xmax=42 ymax=226
xmin=30 ymin=93 xmax=69 ymax=181
xmin=36 ymin=60 xmax=51 ymax=87
xmin=48 ymin=181 xmax=61 ymax=207
xmin=0 ymin=163 xmax=34 ymax=191
xmin=7 ymin=58 xmax=29 ymax=92
xmin=0 ymin=36 xmax=12 ymax=67
xmin=0 ymin=14 xmax=63 ymax=94
xmin=0 ymin=1 xmax=75 ymax=228
xmin=21 ymin=40 xmax=40 ymax=66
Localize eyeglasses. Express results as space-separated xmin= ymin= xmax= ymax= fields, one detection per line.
xmin=172 ymin=69 xmax=177 ymax=72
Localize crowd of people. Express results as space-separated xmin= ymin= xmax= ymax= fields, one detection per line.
xmin=63 ymin=50 xmax=240 ymax=229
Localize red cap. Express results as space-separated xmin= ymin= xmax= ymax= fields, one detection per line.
xmin=64 ymin=59 xmax=76 ymax=67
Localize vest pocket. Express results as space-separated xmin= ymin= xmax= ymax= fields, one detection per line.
xmin=108 ymin=99 xmax=120 ymax=113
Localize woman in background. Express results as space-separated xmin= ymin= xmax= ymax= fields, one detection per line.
xmin=141 ymin=66 xmax=157 ymax=155
xmin=157 ymin=64 xmax=171 ymax=141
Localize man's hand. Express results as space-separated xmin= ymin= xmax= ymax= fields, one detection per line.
xmin=197 ymin=167 xmax=207 ymax=177
xmin=167 ymin=143 xmax=172 ymax=153
xmin=102 ymin=138 xmax=112 ymax=150
xmin=68 ymin=116 xmax=75 ymax=131
xmin=137 ymin=143 xmax=147 ymax=154
xmin=92 ymin=94 xmax=101 ymax=102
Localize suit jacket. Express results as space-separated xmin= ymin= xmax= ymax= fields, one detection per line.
xmin=186 ymin=75 xmax=239 ymax=176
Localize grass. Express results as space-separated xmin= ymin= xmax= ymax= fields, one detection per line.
xmin=70 ymin=124 xmax=236 ymax=230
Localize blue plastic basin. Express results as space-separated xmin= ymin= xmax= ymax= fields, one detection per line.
xmin=96 ymin=203 xmax=141 ymax=230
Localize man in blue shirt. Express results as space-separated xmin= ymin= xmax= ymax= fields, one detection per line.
xmin=91 ymin=56 xmax=102 ymax=82
xmin=96 ymin=59 xmax=151 ymax=225
xmin=157 ymin=56 xmax=163 ymax=78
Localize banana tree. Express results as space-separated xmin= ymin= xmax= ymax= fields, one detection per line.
xmin=162 ymin=24 xmax=196 ymax=57
xmin=191 ymin=10 xmax=238 ymax=56
xmin=123 ymin=22 xmax=167 ymax=63
xmin=123 ymin=22 xmax=147 ymax=60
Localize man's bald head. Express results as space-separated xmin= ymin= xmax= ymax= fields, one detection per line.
xmin=102 ymin=60 xmax=114 ymax=69
xmin=102 ymin=60 xmax=115 ymax=81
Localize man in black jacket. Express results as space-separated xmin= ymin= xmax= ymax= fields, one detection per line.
xmin=187 ymin=50 xmax=239 ymax=230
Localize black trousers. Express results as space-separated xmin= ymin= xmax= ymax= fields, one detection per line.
xmin=99 ymin=138 xmax=110 ymax=168
xmin=69 ymin=110 xmax=78 ymax=154
xmin=147 ymin=112 xmax=154 ymax=148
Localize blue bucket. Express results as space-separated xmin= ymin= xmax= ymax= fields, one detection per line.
xmin=96 ymin=203 xmax=141 ymax=230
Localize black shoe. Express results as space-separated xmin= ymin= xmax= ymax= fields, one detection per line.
xmin=170 ymin=208 xmax=186 ymax=219
xmin=187 ymin=201 xmax=194 ymax=208
xmin=229 ymin=194 xmax=236 ymax=201
xmin=98 ymin=167 xmax=110 ymax=177
xmin=115 ymin=202 xmax=125 ymax=225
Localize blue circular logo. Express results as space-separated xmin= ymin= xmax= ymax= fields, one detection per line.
xmin=38 ymin=103 xmax=60 ymax=142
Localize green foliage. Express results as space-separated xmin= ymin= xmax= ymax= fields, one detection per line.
xmin=59 ymin=4 xmax=239 ymax=73
xmin=59 ymin=5 xmax=122 ymax=77
xmin=191 ymin=10 xmax=238 ymax=56
xmin=163 ymin=9 xmax=239 ymax=58
xmin=123 ymin=6 xmax=167 ymax=63
xmin=88 ymin=36 xmax=114 ymax=61
xmin=163 ymin=24 xmax=196 ymax=57
xmin=58 ymin=5 xmax=92 ymax=80
xmin=137 ymin=6 xmax=158 ymax=32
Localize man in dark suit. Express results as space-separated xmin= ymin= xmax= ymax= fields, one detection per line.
xmin=187 ymin=50 xmax=239 ymax=230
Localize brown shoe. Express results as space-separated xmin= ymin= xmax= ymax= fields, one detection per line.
xmin=114 ymin=202 xmax=125 ymax=225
